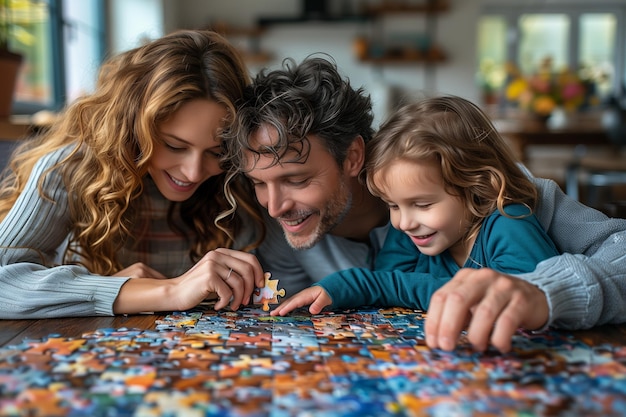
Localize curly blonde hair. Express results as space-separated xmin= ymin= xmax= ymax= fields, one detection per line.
xmin=0 ymin=30 xmax=263 ymax=275
xmin=365 ymin=95 xmax=537 ymax=244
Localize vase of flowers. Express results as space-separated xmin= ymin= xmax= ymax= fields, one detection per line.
xmin=504 ymin=58 xmax=592 ymax=122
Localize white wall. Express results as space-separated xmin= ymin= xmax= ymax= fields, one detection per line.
xmin=64 ymin=0 xmax=104 ymax=102
xmin=109 ymin=0 xmax=165 ymax=54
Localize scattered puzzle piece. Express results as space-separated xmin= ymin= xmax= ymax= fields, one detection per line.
xmin=253 ymin=272 xmax=286 ymax=311
xmin=26 ymin=337 xmax=85 ymax=356
xmin=1 ymin=305 xmax=626 ymax=416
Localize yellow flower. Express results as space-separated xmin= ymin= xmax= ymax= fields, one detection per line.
xmin=503 ymin=60 xmax=594 ymax=115
xmin=505 ymin=78 xmax=528 ymax=101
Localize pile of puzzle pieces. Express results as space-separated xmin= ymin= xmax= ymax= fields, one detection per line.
xmin=1 ymin=305 xmax=626 ymax=416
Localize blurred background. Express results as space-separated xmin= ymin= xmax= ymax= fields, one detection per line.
xmin=1 ymin=0 xmax=625 ymax=215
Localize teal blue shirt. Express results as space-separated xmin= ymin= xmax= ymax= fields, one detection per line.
xmin=317 ymin=204 xmax=559 ymax=310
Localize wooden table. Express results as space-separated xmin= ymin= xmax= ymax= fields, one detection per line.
xmin=0 ymin=314 xmax=162 ymax=346
xmin=1 ymin=306 xmax=626 ymax=416
xmin=0 ymin=116 xmax=31 ymax=141
xmin=489 ymin=108 xmax=626 ymax=205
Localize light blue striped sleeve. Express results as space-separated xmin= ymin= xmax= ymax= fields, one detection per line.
xmin=0 ymin=147 xmax=129 ymax=319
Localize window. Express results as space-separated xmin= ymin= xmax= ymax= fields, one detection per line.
xmin=518 ymin=14 xmax=569 ymax=76
xmin=6 ymin=0 xmax=105 ymax=114
xmin=476 ymin=4 xmax=624 ymax=106
xmin=579 ymin=13 xmax=617 ymax=97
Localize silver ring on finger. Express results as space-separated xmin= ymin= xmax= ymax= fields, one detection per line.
xmin=226 ymin=268 xmax=233 ymax=281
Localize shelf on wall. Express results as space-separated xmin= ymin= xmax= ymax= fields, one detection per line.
xmin=205 ymin=0 xmax=451 ymax=68
xmin=256 ymin=1 xmax=450 ymax=24
xmin=358 ymin=53 xmax=446 ymax=65
xmin=357 ymin=0 xmax=450 ymax=68
xmin=257 ymin=15 xmax=368 ymax=26
xmin=363 ymin=1 xmax=450 ymax=15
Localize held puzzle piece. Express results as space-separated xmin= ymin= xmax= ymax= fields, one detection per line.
xmin=252 ymin=271 xmax=285 ymax=311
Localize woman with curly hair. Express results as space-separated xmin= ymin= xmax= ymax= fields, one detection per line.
xmin=0 ymin=29 xmax=266 ymax=319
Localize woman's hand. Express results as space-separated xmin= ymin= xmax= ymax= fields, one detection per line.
xmin=270 ymin=286 xmax=332 ymax=316
xmin=169 ymin=248 xmax=265 ymax=311
xmin=113 ymin=248 xmax=265 ymax=314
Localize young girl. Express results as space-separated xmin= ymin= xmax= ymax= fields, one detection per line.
xmin=272 ymin=95 xmax=559 ymax=316
xmin=0 ymin=30 xmax=266 ymax=319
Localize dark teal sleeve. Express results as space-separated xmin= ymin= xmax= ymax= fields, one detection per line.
xmin=315 ymin=268 xmax=450 ymax=310
xmin=314 ymin=206 xmax=558 ymax=312
xmin=482 ymin=208 xmax=560 ymax=274
xmin=314 ymin=225 xmax=449 ymax=310
xmin=374 ymin=226 xmax=420 ymax=271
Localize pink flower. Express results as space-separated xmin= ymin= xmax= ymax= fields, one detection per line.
xmin=561 ymin=82 xmax=584 ymax=101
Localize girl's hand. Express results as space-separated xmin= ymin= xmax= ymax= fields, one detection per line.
xmin=270 ymin=286 xmax=332 ymax=316
xmin=114 ymin=263 xmax=167 ymax=279
xmin=170 ymin=248 xmax=265 ymax=311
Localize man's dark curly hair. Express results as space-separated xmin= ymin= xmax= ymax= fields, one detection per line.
xmin=223 ymin=55 xmax=374 ymax=172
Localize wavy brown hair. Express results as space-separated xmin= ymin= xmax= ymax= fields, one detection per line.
xmin=223 ymin=56 xmax=374 ymax=173
xmin=0 ymin=30 xmax=263 ymax=274
xmin=365 ymin=95 xmax=537 ymax=244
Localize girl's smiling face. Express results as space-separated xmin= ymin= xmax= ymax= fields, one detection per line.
xmin=148 ymin=99 xmax=228 ymax=202
xmin=376 ymin=157 xmax=473 ymax=266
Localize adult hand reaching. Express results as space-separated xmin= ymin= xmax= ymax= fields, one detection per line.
xmin=424 ymin=267 xmax=549 ymax=353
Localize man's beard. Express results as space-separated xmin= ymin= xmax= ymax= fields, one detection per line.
xmin=282 ymin=181 xmax=352 ymax=250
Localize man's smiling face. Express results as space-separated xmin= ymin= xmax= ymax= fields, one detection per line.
xmin=244 ymin=124 xmax=353 ymax=250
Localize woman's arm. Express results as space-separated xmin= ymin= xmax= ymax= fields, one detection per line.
xmin=1 ymin=148 xmax=267 ymax=319
xmin=0 ymin=148 xmax=128 ymax=319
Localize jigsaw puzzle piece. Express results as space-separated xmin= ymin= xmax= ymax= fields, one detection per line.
xmin=253 ymin=272 xmax=286 ymax=311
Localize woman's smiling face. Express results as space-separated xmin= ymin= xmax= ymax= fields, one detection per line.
xmin=148 ymin=99 xmax=228 ymax=202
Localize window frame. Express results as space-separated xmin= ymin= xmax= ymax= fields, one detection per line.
xmin=11 ymin=0 xmax=106 ymax=115
xmin=481 ymin=3 xmax=626 ymax=99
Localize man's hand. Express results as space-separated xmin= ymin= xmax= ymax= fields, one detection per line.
xmin=425 ymin=268 xmax=549 ymax=353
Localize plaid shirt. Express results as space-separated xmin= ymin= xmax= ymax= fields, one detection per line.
xmin=117 ymin=177 xmax=195 ymax=277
